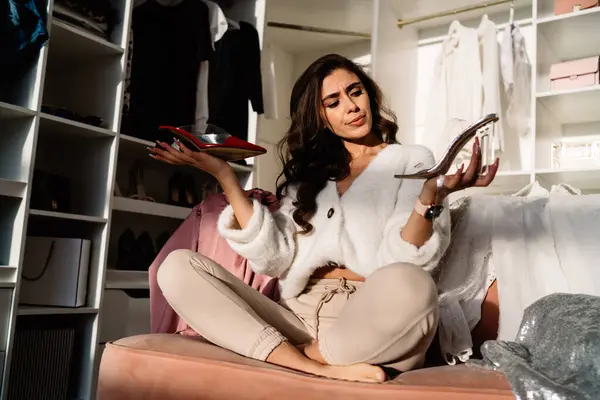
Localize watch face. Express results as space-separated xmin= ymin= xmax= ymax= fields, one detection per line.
xmin=425 ymin=205 xmax=444 ymax=220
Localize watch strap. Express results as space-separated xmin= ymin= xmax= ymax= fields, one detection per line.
xmin=414 ymin=198 xmax=431 ymax=218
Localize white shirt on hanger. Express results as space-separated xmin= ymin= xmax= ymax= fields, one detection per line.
xmin=425 ymin=20 xmax=482 ymax=163
xmin=425 ymin=16 xmax=506 ymax=164
xmin=500 ymin=23 xmax=532 ymax=137
xmin=478 ymin=15 xmax=504 ymax=152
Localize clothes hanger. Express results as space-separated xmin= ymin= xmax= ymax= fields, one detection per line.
xmin=227 ymin=17 xmax=240 ymax=29
xmin=509 ymin=1 xmax=515 ymax=26
xmin=447 ymin=19 xmax=462 ymax=37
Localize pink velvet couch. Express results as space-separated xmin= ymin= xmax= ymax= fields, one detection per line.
xmin=97 ymin=281 xmax=510 ymax=399
xmin=98 ymin=335 xmax=511 ymax=400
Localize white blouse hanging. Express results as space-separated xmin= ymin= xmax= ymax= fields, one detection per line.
xmin=500 ymin=22 xmax=532 ymax=137
xmin=478 ymin=15 xmax=504 ymax=152
xmin=425 ymin=16 xmax=505 ymax=163
xmin=424 ymin=20 xmax=482 ymax=163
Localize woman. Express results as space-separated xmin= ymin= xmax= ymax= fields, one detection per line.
xmin=149 ymin=54 xmax=499 ymax=383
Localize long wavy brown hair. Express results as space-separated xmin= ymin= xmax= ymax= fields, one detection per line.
xmin=275 ymin=54 xmax=399 ymax=235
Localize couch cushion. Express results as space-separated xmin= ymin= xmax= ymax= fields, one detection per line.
xmin=98 ymin=334 xmax=513 ymax=400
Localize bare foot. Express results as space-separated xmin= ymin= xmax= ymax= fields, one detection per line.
xmin=320 ymin=363 xmax=387 ymax=383
xmin=267 ymin=341 xmax=386 ymax=383
xmin=303 ymin=340 xmax=327 ymax=364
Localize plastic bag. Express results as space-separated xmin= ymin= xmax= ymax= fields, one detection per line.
xmin=470 ymin=293 xmax=600 ymax=400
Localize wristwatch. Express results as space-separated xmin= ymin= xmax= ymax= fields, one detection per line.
xmin=414 ymin=198 xmax=444 ymax=221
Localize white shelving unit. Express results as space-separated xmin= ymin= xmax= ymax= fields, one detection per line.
xmin=0 ymin=0 xmax=264 ymax=398
xmin=362 ymin=0 xmax=600 ymax=196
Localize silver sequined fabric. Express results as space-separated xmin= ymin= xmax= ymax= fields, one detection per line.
xmin=470 ymin=293 xmax=600 ymax=400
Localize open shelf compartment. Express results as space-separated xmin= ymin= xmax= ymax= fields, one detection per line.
xmin=24 ymin=215 xmax=109 ymax=311
xmin=8 ymin=313 xmax=100 ymax=400
xmin=32 ymin=129 xmax=115 ymax=218
xmin=0 ymin=112 xmax=37 ymax=183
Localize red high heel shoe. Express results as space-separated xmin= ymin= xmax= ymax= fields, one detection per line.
xmin=158 ymin=124 xmax=267 ymax=162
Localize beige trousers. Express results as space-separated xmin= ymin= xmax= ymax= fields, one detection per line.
xmin=157 ymin=249 xmax=439 ymax=370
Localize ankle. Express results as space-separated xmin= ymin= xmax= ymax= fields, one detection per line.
xmin=304 ymin=340 xmax=327 ymax=365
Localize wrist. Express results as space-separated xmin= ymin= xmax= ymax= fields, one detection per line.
xmin=419 ymin=189 xmax=438 ymax=205
xmin=415 ymin=195 xmax=446 ymax=221
xmin=214 ymin=166 xmax=236 ymax=184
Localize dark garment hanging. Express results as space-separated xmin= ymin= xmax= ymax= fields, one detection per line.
xmin=122 ymin=0 xmax=212 ymax=142
xmin=207 ymin=21 xmax=264 ymax=141
xmin=0 ymin=0 xmax=48 ymax=74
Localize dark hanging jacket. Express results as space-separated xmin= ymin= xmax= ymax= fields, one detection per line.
xmin=207 ymin=21 xmax=264 ymax=141
xmin=123 ymin=0 xmax=213 ymax=142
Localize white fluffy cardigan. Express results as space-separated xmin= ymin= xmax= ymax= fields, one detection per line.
xmin=217 ymin=144 xmax=451 ymax=299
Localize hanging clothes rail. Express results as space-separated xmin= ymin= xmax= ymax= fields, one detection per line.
xmin=396 ymin=0 xmax=513 ymax=29
xmin=267 ymin=21 xmax=370 ymax=38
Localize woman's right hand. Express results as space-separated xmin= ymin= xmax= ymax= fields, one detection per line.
xmin=148 ymin=139 xmax=233 ymax=180
xmin=150 ymin=138 xmax=255 ymax=228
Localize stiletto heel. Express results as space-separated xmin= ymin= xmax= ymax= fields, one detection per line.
xmin=168 ymin=172 xmax=184 ymax=206
xmin=128 ymin=161 xmax=155 ymax=201
xmin=395 ymin=113 xmax=499 ymax=180
xmin=182 ymin=174 xmax=198 ymax=208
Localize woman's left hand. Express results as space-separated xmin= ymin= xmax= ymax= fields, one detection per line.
xmin=421 ymin=137 xmax=500 ymax=204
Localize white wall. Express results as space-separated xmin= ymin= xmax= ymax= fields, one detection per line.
xmin=372 ymin=0 xmax=419 ymax=144
xmin=292 ymin=40 xmax=372 ymax=80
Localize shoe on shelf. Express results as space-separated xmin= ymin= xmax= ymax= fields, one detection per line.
xmin=156 ymin=231 xmax=171 ymax=253
xmin=168 ymin=172 xmax=184 ymax=206
xmin=114 ymin=181 xmax=123 ymax=197
xmin=131 ymin=231 xmax=155 ymax=271
xmin=129 ymin=160 xmax=155 ymax=202
xmin=159 ymin=123 xmax=266 ymax=161
xmin=183 ymin=174 xmax=198 ymax=208
xmin=117 ymin=228 xmax=136 ymax=270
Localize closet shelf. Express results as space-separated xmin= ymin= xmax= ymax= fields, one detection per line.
xmin=18 ymin=305 xmax=100 ymax=316
xmin=0 ymin=101 xmax=36 ymax=119
xmin=497 ymin=170 xmax=532 ymax=177
xmin=39 ymin=113 xmax=116 ymax=138
xmin=105 ymin=270 xmax=149 ymax=290
xmin=50 ymin=19 xmax=124 ymax=59
xmin=490 ymin=170 xmax=531 ymax=188
xmin=535 ymin=167 xmax=600 ymax=191
xmin=112 ymin=196 xmax=192 ymax=220
xmin=118 ymin=134 xmax=254 ymax=173
xmin=230 ymin=162 xmax=253 ymax=173
xmin=266 ymin=25 xmax=370 ymax=54
xmin=537 ymin=86 xmax=600 ymax=124
xmin=120 ymin=134 xmax=151 ymax=147
xmin=449 ymin=170 xmax=531 ymax=201
xmin=0 ymin=179 xmax=26 ymax=198
xmin=29 ymin=209 xmax=108 ymax=223
xmin=537 ymin=7 xmax=600 ymax=61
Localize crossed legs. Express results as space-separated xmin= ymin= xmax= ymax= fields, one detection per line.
xmin=157 ymin=249 xmax=438 ymax=382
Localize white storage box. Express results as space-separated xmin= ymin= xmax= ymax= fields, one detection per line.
xmin=20 ymin=237 xmax=91 ymax=307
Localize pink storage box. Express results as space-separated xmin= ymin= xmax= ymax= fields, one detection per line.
xmin=549 ymin=56 xmax=599 ymax=92
xmin=554 ymin=0 xmax=598 ymax=15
